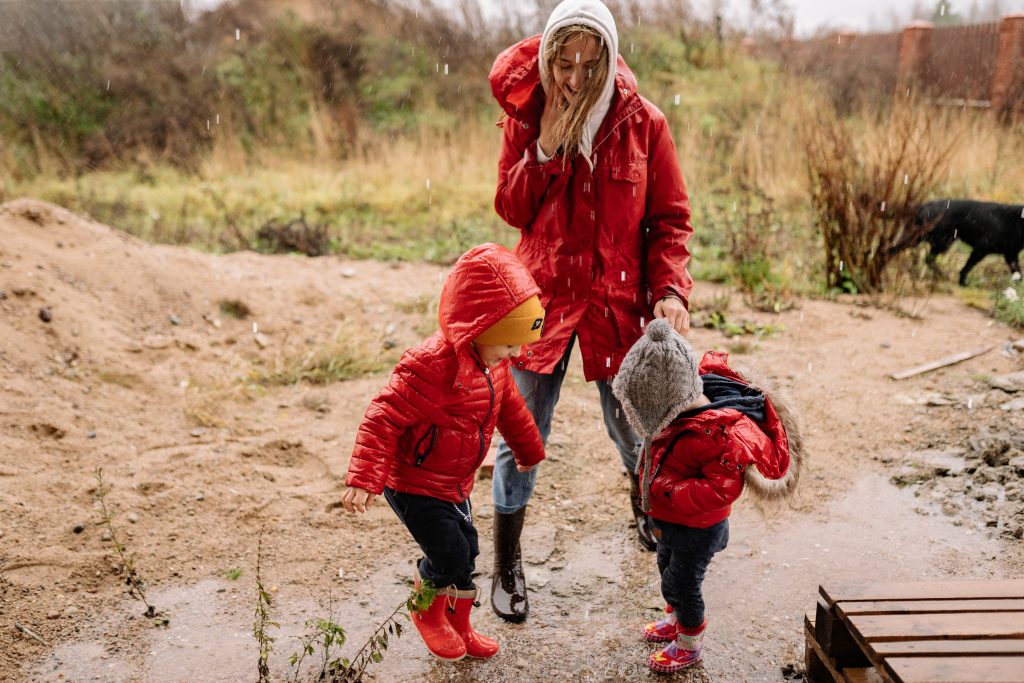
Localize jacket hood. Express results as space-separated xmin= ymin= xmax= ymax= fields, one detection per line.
xmin=683 ymin=352 xmax=803 ymax=500
xmin=489 ymin=34 xmax=637 ymax=123
xmin=437 ymin=243 xmax=541 ymax=382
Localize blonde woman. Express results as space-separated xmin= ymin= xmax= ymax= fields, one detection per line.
xmin=488 ymin=0 xmax=695 ymax=623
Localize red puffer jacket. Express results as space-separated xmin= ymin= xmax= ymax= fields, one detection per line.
xmin=490 ymin=35 xmax=694 ymax=382
xmin=345 ymin=244 xmax=546 ymax=503
xmin=644 ymin=351 xmax=792 ymax=528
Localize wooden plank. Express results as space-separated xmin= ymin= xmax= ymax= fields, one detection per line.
xmin=889 ymin=346 xmax=994 ymax=380
xmin=886 ymin=656 xmax=1024 ymax=683
xmin=817 ymin=597 xmax=872 ymax=668
xmin=837 ymin=599 xmax=1024 ymax=616
xmin=805 ymin=615 xmax=847 ymax=683
xmin=843 ymin=669 xmax=887 ymax=683
xmin=820 ymin=580 xmax=1024 ymax=604
xmin=872 ymin=639 xmax=1024 ymax=657
xmin=849 ymin=612 xmax=1024 ymax=642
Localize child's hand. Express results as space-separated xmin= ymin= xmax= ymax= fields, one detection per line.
xmin=515 ymin=463 xmax=535 ymax=473
xmin=341 ymin=486 xmax=376 ymax=513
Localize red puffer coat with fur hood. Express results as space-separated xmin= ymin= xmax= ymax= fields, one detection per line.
xmin=644 ymin=351 xmax=803 ymax=528
xmin=344 ymin=244 xmax=546 ymax=503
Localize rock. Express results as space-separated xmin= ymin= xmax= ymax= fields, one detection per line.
xmin=983 ymin=446 xmax=1012 ymax=468
xmin=46 ymin=610 xmax=61 ymax=619
xmin=169 ymin=314 xmax=181 ymax=326
xmin=190 ymin=427 xmax=206 ymax=437
xmin=86 ymin=431 xmax=97 ymax=439
xmin=254 ymin=332 xmax=271 ymax=348
xmin=341 ymin=267 xmax=356 ymax=278
xmin=100 ymin=529 xmax=112 ymax=542
xmin=38 ymin=307 xmax=52 ymax=323
xmin=73 ymin=524 xmax=85 ymax=534
xmin=126 ymin=513 xmax=139 ymax=524
xmin=195 ymin=492 xmax=205 ymax=501
xmin=1000 ymin=397 xmax=1024 ymax=411
xmin=991 ymin=371 xmax=1024 ymax=392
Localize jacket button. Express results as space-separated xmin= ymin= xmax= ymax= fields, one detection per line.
xmin=523 ymin=122 xmax=529 ymax=129
xmin=721 ymin=458 xmax=728 ymax=465
xmin=705 ymin=429 xmax=711 ymax=435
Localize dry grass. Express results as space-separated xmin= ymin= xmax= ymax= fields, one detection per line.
xmin=250 ymin=322 xmax=392 ymax=386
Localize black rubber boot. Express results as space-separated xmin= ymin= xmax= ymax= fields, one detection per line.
xmin=629 ymin=472 xmax=658 ymax=552
xmin=490 ymin=507 xmax=528 ymax=623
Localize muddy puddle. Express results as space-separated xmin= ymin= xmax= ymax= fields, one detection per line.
xmin=29 ymin=473 xmax=1007 ymax=682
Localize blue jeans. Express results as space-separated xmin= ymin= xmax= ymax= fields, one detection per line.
xmin=492 ymin=335 xmax=640 ymax=514
xmin=654 ymin=518 xmax=729 ymax=628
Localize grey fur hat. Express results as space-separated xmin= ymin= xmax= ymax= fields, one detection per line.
xmin=612 ymin=319 xmax=702 ymax=512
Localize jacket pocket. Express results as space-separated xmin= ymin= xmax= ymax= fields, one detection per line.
xmin=414 ymin=425 xmax=438 ymax=466
xmin=610 ymin=159 xmax=645 ymax=183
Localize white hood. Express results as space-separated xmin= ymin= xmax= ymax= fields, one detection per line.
xmin=538 ymin=0 xmax=618 ymax=167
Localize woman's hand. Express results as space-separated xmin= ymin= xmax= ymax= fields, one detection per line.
xmin=516 ymin=462 xmax=536 ymax=473
xmin=341 ymin=486 xmax=376 ymax=513
xmin=654 ymin=296 xmax=690 ymax=335
xmin=538 ymin=82 xmax=568 ymax=158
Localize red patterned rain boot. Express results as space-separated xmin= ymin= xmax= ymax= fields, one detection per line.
xmin=447 ymin=586 xmax=499 ymax=659
xmin=648 ymin=619 xmax=706 ymax=674
xmin=642 ymin=605 xmax=677 ymax=643
xmin=412 ymin=575 xmax=466 ymax=661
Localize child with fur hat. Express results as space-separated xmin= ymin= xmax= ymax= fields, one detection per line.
xmin=341 ymin=243 xmax=547 ymax=662
xmin=612 ymin=319 xmax=802 ymax=673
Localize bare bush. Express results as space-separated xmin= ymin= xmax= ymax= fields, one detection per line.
xmin=803 ymin=98 xmax=958 ymax=293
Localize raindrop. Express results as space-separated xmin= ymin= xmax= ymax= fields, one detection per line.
xmin=576 ymin=52 xmax=580 ymax=63
xmin=1021 ymin=208 xmax=1024 ymax=218
xmin=954 ymin=229 xmax=958 ymax=239
xmin=903 ymin=174 xmax=909 ymax=185
xmin=436 ymin=63 xmax=439 ymax=72
xmin=444 ymin=64 xmax=449 ymax=75
xmin=621 ymin=271 xmax=626 ymax=282
xmin=880 ymin=201 xmax=886 ymax=212
xmin=606 ymin=357 xmax=611 ymax=368
xmin=967 ymin=398 xmax=974 ymax=410
xmin=235 ymin=28 xmax=240 ymax=41
xmin=640 ymin=316 xmax=645 ymax=327
xmin=106 ymin=80 xmax=110 ymax=91
xmin=839 ymin=260 xmax=844 ymax=271
xmin=206 ymin=119 xmax=210 ymax=130
xmin=426 ymin=178 xmax=431 ymax=190
xmin=632 ymin=186 xmax=636 ymax=196
xmin=630 ymin=43 xmax=634 ymax=53
xmin=253 ymin=322 xmax=259 ymax=334
xmin=912 ymin=329 xmax=917 ymax=338
xmin=560 ymin=313 xmax=564 ymax=323
xmin=732 ymin=201 xmax=737 ymax=212
xmin=807 ymin=362 xmax=812 ymax=372
xmin=940 ymin=3 xmax=946 ymax=16
xmin=615 ymin=408 xmax=620 ymax=419
xmin=604 ymin=307 xmax=609 ymax=317
xmin=216 ymin=114 xmax=220 ymax=125
xmin=673 ymin=94 xmax=681 ymax=106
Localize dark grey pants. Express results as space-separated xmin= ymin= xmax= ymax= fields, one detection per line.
xmin=654 ymin=517 xmax=729 ymax=628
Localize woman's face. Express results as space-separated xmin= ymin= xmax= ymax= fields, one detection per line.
xmin=551 ymin=34 xmax=602 ymax=105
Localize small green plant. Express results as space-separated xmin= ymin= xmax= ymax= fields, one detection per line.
xmin=93 ymin=468 xmax=167 ymax=625
xmin=993 ymin=280 xmax=1024 ymax=328
xmin=225 ymin=567 xmax=243 ymax=580
xmin=219 ymin=299 xmax=252 ymax=320
xmin=253 ymin=527 xmax=277 ymax=683
xmin=703 ymin=311 xmax=782 ymax=338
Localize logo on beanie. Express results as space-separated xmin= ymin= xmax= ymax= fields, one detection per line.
xmin=532 ymin=318 xmax=544 ymax=331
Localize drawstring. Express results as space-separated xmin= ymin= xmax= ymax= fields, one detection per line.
xmin=452 ymin=499 xmax=472 ymax=524
xmin=446 ymin=584 xmax=458 ymax=613
xmin=638 ymin=436 xmax=654 ymax=513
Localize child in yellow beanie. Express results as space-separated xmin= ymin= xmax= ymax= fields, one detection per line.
xmin=342 ymin=243 xmax=546 ymax=662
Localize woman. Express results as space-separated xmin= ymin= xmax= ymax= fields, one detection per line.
xmin=487 ymin=0 xmax=695 ymax=623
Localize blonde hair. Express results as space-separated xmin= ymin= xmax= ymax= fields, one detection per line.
xmin=542 ymin=25 xmax=610 ymax=162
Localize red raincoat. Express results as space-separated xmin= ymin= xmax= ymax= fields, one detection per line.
xmin=345 ymin=244 xmax=546 ymax=503
xmin=644 ymin=351 xmax=792 ymax=528
xmin=490 ymin=35 xmax=694 ymax=382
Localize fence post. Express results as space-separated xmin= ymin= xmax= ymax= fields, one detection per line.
xmin=898 ymin=20 xmax=934 ymax=90
xmin=991 ymin=13 xmax=1024 ymax=114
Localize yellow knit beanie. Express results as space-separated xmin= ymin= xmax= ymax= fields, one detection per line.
xmin=475 ymin=295 xmax=545 ymax=345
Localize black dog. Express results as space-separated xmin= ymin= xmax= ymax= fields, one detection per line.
xmin=914 ymin=199 xmax=1024 ymax=285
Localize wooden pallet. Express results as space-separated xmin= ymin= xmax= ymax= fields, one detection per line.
xmin=805 ymin=579 xmax=1024 ymax=683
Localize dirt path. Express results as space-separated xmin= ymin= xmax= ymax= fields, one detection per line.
xmin=2 ymin=199 xmax=1022 ymax=682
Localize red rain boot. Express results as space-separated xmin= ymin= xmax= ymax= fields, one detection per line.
xmin=643 ymin=604 xmax=677 ymax=643
xmin=447 ymin=586 xmax=499 ymax=659
xmin=411 ymin=575 xmax=466 ymax=661
xmin=648 ymin=619 xmax=706 ymax=674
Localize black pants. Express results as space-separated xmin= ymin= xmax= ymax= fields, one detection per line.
xmin=653 ymin=517 xmax=729 ymax=629
xmin=383 ymin=488 xmax=479 ymax=590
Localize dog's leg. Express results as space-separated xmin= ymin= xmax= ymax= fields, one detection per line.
xmin=1004 ymin=252 xmax=1022 ymax=281
xmin=959 ymin=250 xmax=988 ymax=286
